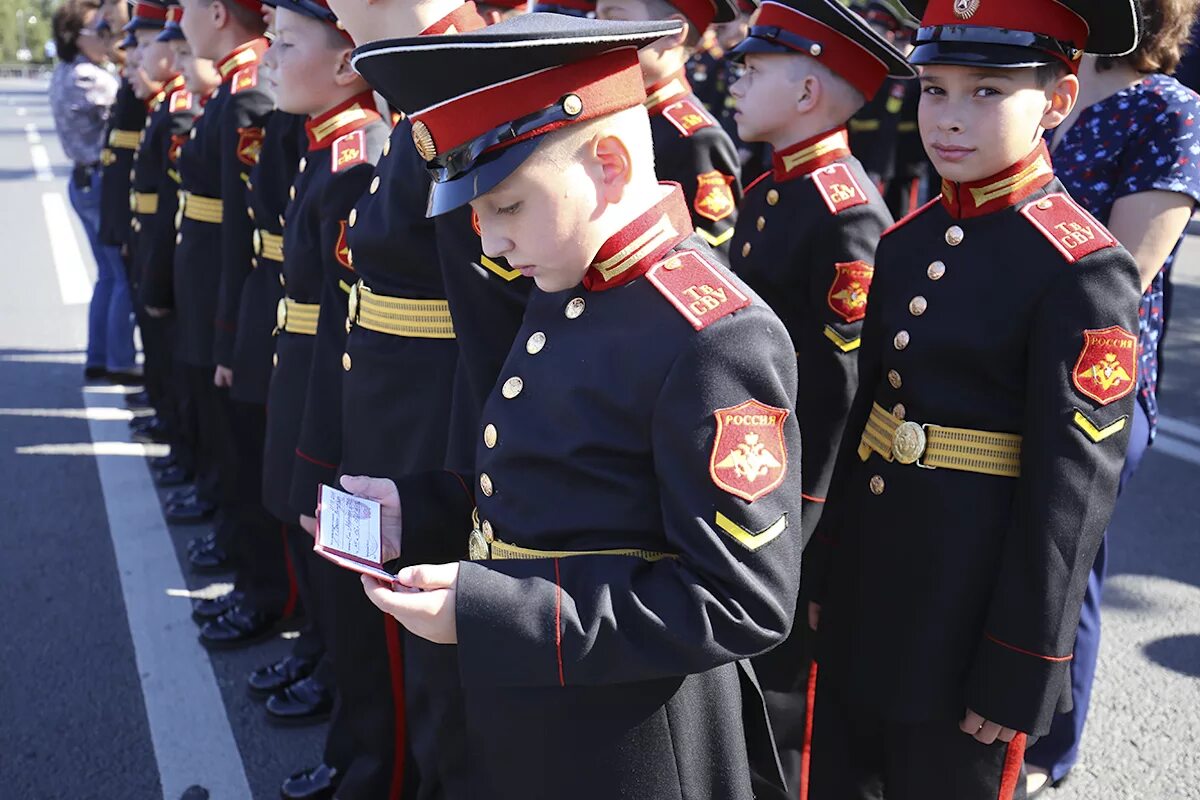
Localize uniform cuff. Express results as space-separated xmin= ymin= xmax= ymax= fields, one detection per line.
xmin=965 ymin=633 xmax=1072 ymax=736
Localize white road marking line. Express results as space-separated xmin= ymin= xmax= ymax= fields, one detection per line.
xmin=24 ymin=122 xmax=40 ymax=143
xmin=0 ymin=406 xmax=152 ymax=420
xmin=1158 ymin=416 xmax=1200 ymax=446
xmin=16 ymin=441 xmax=169 ymax=457
xmin=1152 ymin=433 xmax=1200 ymax=468
xmin=41 ymin=193 xmax=93 ymax=305
xmin=29 ymin=139 xmax=53 ymax=181
xmin=1 ymin=352 xmax=86 ymax=364
xmin=82 ymin=390 xmax=253 ymax=800
xmin=16 ymin=107 xmax=26 ymax=116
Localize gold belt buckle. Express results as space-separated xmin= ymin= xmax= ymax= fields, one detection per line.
xmin=347 ymin=280 xmax=363 ymax=325
xmin=468 ymin=528 xmax=490 ymax=561
xmin=892 ymin=421 xmax=935 ymax=469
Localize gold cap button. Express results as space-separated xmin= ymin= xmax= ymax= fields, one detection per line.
xmin=756 ymin=216 xmax=766 ymax=232
xmin=175 ymin=232 xmax=183 ymax=245
xmin=888 ymin=369 xmax=902 ymax=389
xmin=501 ymin=377 xmax=523 ymax=399
xmin=272 ymin=353 xmax=278 ymax=367
xmin=1037 ymin=198 xmax=1053 ymax=210
xmin=892 ymin=403 xmax=906 ymax=420
xmin=766 ymin=189 xmax=780 ymax=206
xmin=483 ymin=424 xmax=497 ymax=448
xmin=342 ymin=352 xmax=352 ymax=371
xmin=298 ymin=157 xmax=307 ymax=173
xmin=250 ymin=257 xmax=258 ymax=269
xmin=945 ymin=225 xmax=964 ymax=246
xmin=810 ymin=43 xmax=823 ymax=56
xmin=894 ymin=330 xmax=910 ymax=350
xmin=526 ymin=331 xmax=546 ymax=354
xmin=479 ymin=473 xmax=494 ymax=497
xmin=927 ymin=261 xmax=946 ymax=281
xmin=370 ymin=175 xmax=380 ymax=194
xmin=382 ymin=137 xmax=391 ymax=156
xmin=247 ymin=207 xmax=255 ymax=221
xmin=869 ymin=475 xmax=885 ymax=495
xmin=742 ymin=242 xmax=752 ymax=257
xmin=909 ymin=296 xmax=927 ymax=316
xmin=278 ymin=213 xmax=286 ymax=227
xmin=289 ymin=185 xmax=296 ymax=201
xmin=481 ymin=519 xmax=494 ymax=542
xmin=348 ymin=208 xmax=357 ymax=227
xmin=565 ymin=297 xmax=585 ymax=319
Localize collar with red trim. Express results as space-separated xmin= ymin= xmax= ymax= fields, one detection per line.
xmin=939 ymin=141 xmax=1055 ymax=220
xmin=582 ymin=183 xmax=694 ymax=292
xmin=305 ymin=92 xmax=382 ymax=150
xmin=216 ymin=38 xmax=268 ymax=82
xmin=773 ymin=127 xmax=851 ymax=182
xmin=643 ymin=72 xmax=692 ymax=117
xmin=147 ymin=73 xmax=184 ymax=111
xmin=420 ymin=1 xmax=487 ymax=35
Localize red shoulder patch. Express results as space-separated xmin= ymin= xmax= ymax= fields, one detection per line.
xmin=662 ymin=99 xmax=714 ymax=138
xmin=811 ymin=163 xmax=869 ymax=215
xmin=168 ymin=89 xmax=193 ymax=113
xmin=236 ymin=127 xmax=264 ymax=166
xmin=646 ymin=250 xmax=750 ymax=331
xmin=882 ymin=196 xmax=939 ymax=237
xmin=230 ymin=64 xmax=258 ymax=94
xmin=827 ymin=261 xmax=874 ymax=323
xmin=335 ymin=221 xmax=353 ymax=270
xmin=1020 ymin=193 xmax=1117 ymax=263
xmin=710 ymin=399 xmax=789 ymax=503
xmin=332 ymin=129 xmax=367 ymax=173
xmin=1072 ymin=325 xmax=1137 ymax=406
xmin=694 ymin=170 xmax=736 ymax=222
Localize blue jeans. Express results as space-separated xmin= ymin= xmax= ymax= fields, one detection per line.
xmin=68 ymin=169 xmax=136 ymax=371
xmin=1024 ymin=402 xmax=1151 ymax=781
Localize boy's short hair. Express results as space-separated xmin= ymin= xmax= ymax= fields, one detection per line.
xmin=1098 ymin=0 xmax=1200 ymax=75
xmin=537 ymin=105 xmax=658 ymax=174
xmin=643 ymin=0 xmax=704 ymax=49
xmin=1033 ymin=60 xmax=1072 ymax=87
xmin=202 ymin=0 xmax=268 ymax=35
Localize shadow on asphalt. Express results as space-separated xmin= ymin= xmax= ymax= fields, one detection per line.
xmin=1142 ymin=634 xmax=1200 ymax=677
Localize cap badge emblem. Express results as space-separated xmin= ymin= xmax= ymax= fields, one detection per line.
xmin=953 ymin=0 xmax=980 ymax=19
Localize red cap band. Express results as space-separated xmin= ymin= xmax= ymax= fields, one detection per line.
xmin=755 ymin=2 xmax=889 ymax=99
xmin=920 ymin=0 xmax=1089 ymax=53
xmin=669 ymin=0 xmax=720 ymax=35
xmin=166 ymin=6 xmax=183 ymax=23
xmin=133 ymin=2 xmax=169 ymax=22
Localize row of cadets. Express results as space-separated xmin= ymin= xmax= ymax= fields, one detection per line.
xmin=722 ymin=0 xmax=912 ymax=788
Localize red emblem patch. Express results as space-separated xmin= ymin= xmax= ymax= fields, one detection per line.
xmin=647 ymin=250 xmax=750 ymax=331
xmin=662 ymin=99 xmax=714 ymax=138
xmin=827 ymin=261 xmax=874 ymax=323
xmin=168 ymin=133 xmax=186 ymax=163
xmin=709 ymin=399 xmax=789 ymax=503
xmin=230 ymin=65 xmax=258 ymax=94
xmin=694 ymin=170 xmax=736 ymax=223
xmin=1072 ymin=326 xmax=1137 ymax=406
xmin=168 ymin=89 xmax=193 ymax=113
xmin=1020 ymin=193 xmax=1117 ymax=263
xmin=332 ymin=130 xmax=367 ymax=173
xmin=812 ymin=163 xmax=868 ymax=215
xmin=335 ymin=221 xmax=353 ymax=270
xmin=236 ymin=127 xmax=264 ymax=166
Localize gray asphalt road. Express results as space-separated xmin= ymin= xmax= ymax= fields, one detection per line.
xmin=0 ymin=75 xmax=1196 ymax=799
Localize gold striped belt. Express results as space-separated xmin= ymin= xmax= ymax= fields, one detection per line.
xmin=253 ymin=229 xmax=284 ymax=263
xmin=108 ymin=129 xmax=141 ymax=149
xmin=180 ymin=192 xmax=223 ymax=224
xmin=468 ymin=509 xmax=673 ymax=562
xmin=276 ymin=297 xmax=319 ymax=336
xmin=858 ymin=402 xmax=1022 ymax=478
xmin=348 ymin=280 xmax=455 ymax=339
xmin=130 ymin=191 xmax=159 ymax=215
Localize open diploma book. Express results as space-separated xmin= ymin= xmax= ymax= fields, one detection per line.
xmin=314 ymin=484 xmax=397 ymax=584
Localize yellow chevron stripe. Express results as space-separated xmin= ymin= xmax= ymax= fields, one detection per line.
xmin=1072 ymin=410 xmax=1127 ymax=443
xmin=714 ymin=511 xmax=788 ymax=552
xmin=824 ymin=325 xmax=861 ymax=352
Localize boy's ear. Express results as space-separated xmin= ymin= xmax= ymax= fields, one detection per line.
xmin=796 ymin=73 xmax=820 ymax=116
xmin=1041 ymin=72 xmax=1079 ymax=130
xmin=211 ymin=0 xmax=230 ymax=30
xmin=645 ymin=12 xmax=689 ymax=53
xmin=592 ymin=133 xmax=634 ymax=202
xmin=334 ymin=47 xmax=359 ymax=86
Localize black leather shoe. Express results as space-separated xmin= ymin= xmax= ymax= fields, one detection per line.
xmin=166 ymin=497 xmax=216 ymax=524
xmin=280 ymin=763 xmax=339 ymax=800
xmin=130 ymin=413 xmax=158 ymax=429
xmin=266 ymin=676 xmax=333 ymax=726
xmin=154 ymin=464 xmax=192 ymax=488
xmin=248 ymin=654 xmax=317 ymax=697
xmin=188 ymin=542 xmax=230 ymax=573
xmin=199 ymin=605 xmax=280 ymax=650
xmin=192 ymin=590 xmax=244 ymax=623
xmin=166 ymin=485 xmax=198 ymax=505
xmin=150 ymin=454 xmax=177 ymax=470
xmin=132 ymin=419 xmax=170 ymax=444
xmin=106 ymin=370 xmax=144 ymax=386
xmin=126 ymin=389 xmax=151 ymax=408
xmin=84 ymin=366 xmax=108 ymax=381
xmin=187 ymin=531 xmax=217 ymax=553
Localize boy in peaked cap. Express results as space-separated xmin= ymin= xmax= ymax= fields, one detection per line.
xmin=800 ymin=1 xmax=1144 ymax=797
xmin=349 ymin=14 xmax=804 ymax=800
xmin=724 ymin=0 xmax=913 ymax=788
xmin=595 ymin=0 xmax=744 ymax=252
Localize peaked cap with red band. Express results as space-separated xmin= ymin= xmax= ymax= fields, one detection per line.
xmin=157 ymin=1 xmax=184 ymax=42
xmin=124 ymin=0 xmax=169 ymax=33
xmin=662 ymin=0 xmax=736 ymax=35
xmin=731 ymin=0 xmax=914 ymax=100
xmin=901 ymin=0 xmax=1140 ymax=71
xmin=351 ymin=14 xmax=683 ymax=216
xmin=275 ymin=0 xmax=352 ymax=41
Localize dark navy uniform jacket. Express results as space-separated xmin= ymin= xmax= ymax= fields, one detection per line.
xmin=401 ymin=186 xmax=804 ymax=799
xmin=231 ymin=111 xmax=306 ymax=406
xmin=129 ymin=75 xmax=184 ymax=305
xmin=645 ymin=72 xmax=743 ymax=256
xmin=803 ymin=143 xmax=1142 ymax=736
xmin=174 ymin=40 xmax=272 ymax=367
xmin=99 ymin=78 xmax=146 ymax=248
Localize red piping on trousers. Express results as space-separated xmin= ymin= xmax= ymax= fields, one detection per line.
xmin=997 ymin=733 xmax=1027 ymax=800
xmin=384 ymin=618 xmax=407 ymax=799
xmin=798 ymin=660 xmax=818 ymax=800
xmin=554 ymin=558 xmax=565 ymax=687
xmin=279 ymin=523 xmax=298 ymax=618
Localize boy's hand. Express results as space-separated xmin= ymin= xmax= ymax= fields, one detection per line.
xmin=299 ymin=514 xmax=316 ymax=537
xmin=808 ymin=601 xmax=821 ymax=631
xmin=213 ymin=365 xmax=233 ymax=388
xmin=361 ymin=563 xmax=459 ymax=644
xmin=960 ymin=709 xmax=1018 ymax=745
xmin=340 ymin=475 xmax=402 ymax=562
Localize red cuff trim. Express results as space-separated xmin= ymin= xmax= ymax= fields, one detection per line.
xmin=294 ymin=448 xmax=337 ymax=470
xmin=985 ymin=633 xmax=1073 ymax=662
xmin=801 ymin=493 xmax=826 ymax=503
xmin=553 ymin=558 xmax=565 ymax=688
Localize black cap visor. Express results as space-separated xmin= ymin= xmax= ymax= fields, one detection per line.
xmin=427 ymin=137 xmax=542 ymax=217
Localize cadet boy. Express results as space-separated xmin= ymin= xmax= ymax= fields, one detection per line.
xmin=800 ymin=0 xmax=1143 ymax=796
xmin=353 ymin=14 xmax=804 ymax=800
xmin=596 ymin=0 xmax=743 ymax=251
xmin=724 ymin=0 xmax=912 ymax=787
